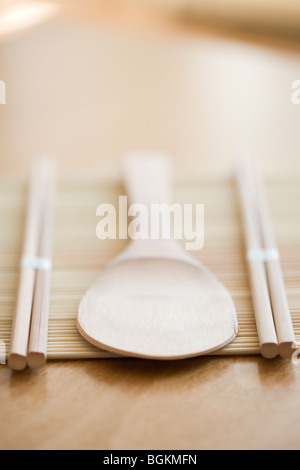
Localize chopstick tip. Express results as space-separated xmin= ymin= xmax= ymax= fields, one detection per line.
xmin=261 ymin=342 xmax=279 ymax=359
xmin=27 ymin=352 xmax=46 ymax=369
xmin=7 ymin=353 xmax=27 ymax=371
xmin=279 ymin=341 xmax=297 ymax=359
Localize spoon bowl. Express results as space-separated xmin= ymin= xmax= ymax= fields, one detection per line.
xmin=77 ymin=154 xmax=238 ymax=359
xmin=78 ymin=255 xmax=238 ymax=359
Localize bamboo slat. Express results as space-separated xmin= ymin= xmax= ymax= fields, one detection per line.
xmin=0 ymin=177 xmax=299 ymax=359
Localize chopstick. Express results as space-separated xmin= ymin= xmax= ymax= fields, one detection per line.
xmin=252 ymin=161 xmax=296 ymax=358
xmin=236 ymin=156 xmax=296 ymax=359
xmin=8 ymin=157 xmax=55 ymax=370
xmin=27 ymin=160 xmax=55 ymax=369
xmin=236 ymin=157 xmax=278 ymax=359
xmin=8 ymin=160 xmax=46 ymax=370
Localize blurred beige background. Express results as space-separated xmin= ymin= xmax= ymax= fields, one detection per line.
xmin=0 ymin=0 xmax=299 ymax=178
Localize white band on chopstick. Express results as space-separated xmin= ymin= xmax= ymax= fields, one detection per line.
xmin=247 ymin=248 xmax=280 ymax=262
xmin=21 ymin=256 xmax=52 ymax=271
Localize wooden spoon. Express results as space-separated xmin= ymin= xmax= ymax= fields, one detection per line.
xmin=77 ymin=154 xmax=238 ymax=359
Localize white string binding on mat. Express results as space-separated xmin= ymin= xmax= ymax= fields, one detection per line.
xmin=247 ymin=248 xmax=280 ymax=262
xmin=21 ymin=256 xmax=52 ymax=271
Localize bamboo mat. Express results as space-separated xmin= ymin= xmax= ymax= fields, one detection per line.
xmin=0 ymin=177 xmax=299 ymax=359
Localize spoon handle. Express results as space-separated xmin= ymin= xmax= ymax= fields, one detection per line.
xmin=114 ymin=152 xmax=185 ymax=261
xmin=123 ymin=153 xmax=171 ymax=208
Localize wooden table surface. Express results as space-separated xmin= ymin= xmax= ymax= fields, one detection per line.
xmin=0 ymin=0 xmax=300 ymax=450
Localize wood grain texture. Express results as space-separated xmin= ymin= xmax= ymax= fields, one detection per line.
xmin=1 ymin=356 xmax=300 ymax=450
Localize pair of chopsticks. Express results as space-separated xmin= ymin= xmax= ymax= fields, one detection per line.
xmin=236 ymin=156 xmax=296 ymax=359
xmin=8 ymin=157 xmax=55 ymax=371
